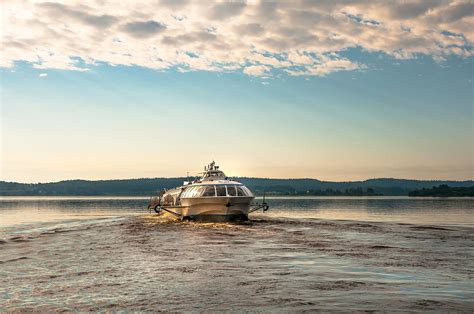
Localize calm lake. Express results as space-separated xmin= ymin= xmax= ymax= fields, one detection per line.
xmin=1 ymin=196 xmax=473 ymax=311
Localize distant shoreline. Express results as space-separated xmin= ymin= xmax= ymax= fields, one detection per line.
xmin=1 ymin=178 xmax=473 ymax=197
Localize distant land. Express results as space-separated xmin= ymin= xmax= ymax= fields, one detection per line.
xmin=1 ymin=178 xmax=473 ymax=196
xmin=409 ymin=185 xmax=474 ymax=197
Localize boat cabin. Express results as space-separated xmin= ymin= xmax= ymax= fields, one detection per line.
xmin=180 ymin=184 xmax=253 ymax=198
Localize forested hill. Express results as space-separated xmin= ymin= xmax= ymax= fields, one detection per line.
xmin=1 ymin=178 xmax=473 ymax=196
xmin=409 ymin=185 xmax=474 ymax=197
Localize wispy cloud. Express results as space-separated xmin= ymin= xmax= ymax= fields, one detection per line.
xmin=39 ymin=73 xmax=48 ymax=77
xmin=243 ymin=65 xmax=271 ymax=76
xmin=1 ymin=0 xmax=472 ymax=76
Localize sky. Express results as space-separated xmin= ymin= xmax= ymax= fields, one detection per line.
xmin=0 ymin=0 xmax=473 ymax=183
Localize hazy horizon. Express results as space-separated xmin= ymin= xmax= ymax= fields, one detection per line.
xmin=1 ymin=1 xmax=473 ymax=183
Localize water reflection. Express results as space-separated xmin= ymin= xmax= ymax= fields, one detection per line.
xmin=258 ymin=197 xmax=474 ymax=226
xmin=1 ymin=196 xmax=473 ymax=229
xmin=0 ymin=197 xmax=146 ymax=228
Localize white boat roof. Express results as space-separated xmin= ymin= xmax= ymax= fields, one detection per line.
xmin=188 ymin=179 xmax=243 ymax=186
xmin=182 ymin=161 xmax=244 ymax=187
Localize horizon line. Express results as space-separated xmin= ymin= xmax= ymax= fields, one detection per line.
xmin=3 ymin=176 xmax=473 ymax=185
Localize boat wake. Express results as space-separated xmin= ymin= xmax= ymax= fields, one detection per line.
xmin=1 ymin=214 xmax=473 ymax=311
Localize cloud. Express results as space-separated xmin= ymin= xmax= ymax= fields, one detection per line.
xmin=234 ymin=23 xmax=265 ymax=36
xmin=121 ymin=20 xmax=167 ymax=38
xmin=208 ymin=1 xmax=247 ymax=20
xmin=39 ymin=73 xmax=48 ymax=77
xmin=243 ymin=65 xmax=271 ymax=76
xmin=37 ymin=2 xmax=118 ymax=29
xmin=1 ymin=0 xmax=472 ymax=76
xmin=160 ymin=0 xmax=189 ymax=9
xmin=386 ymin=0 xmax=444 ymax=20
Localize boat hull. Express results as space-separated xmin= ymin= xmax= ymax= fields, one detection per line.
xmin=160 ymin=196 xmax=254 ymax=221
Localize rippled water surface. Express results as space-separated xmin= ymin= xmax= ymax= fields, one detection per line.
xmin=1 ymin=196 xmax=473 ymax=311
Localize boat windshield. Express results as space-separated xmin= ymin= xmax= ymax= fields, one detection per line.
xmin=216 ymin=186 xmax=227 ymax=196
xmin=181 ymin=185 xmax=253 ymax=198
xmin=202 ymin=186 xmax=216 ymax=197
xmin=227 ymin=185 xmax=237 ymax=196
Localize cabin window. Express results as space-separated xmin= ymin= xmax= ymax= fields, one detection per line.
xmin=226 ymin=185 xmax=237 ymax=196
xmin=193 ymin=187 xmax=201 ymax=197
xmin=242 ymin=186 xmax=253 ymax=196
xmin=182 ymin=186 xmax=197 ymax=198
xmin=202 ymin=185 xmax=216 ymax=197
xmin=234 ymin=186 xmax=253 ymax=196
xmin=236 ymin=186 xmax=247 ymax=196
xmin=216 ymin=185 xmax=227 ymax=196
xmin=192 ymin=186 xmax=205 ymax=197
xmin=181 ymin=185 xmax=251 ymax=198
xmin=182 ymin=187 xmax=192 ymax=198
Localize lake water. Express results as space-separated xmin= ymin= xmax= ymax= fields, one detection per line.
xmin=1 ymin=196 xmax=473 ymax=311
